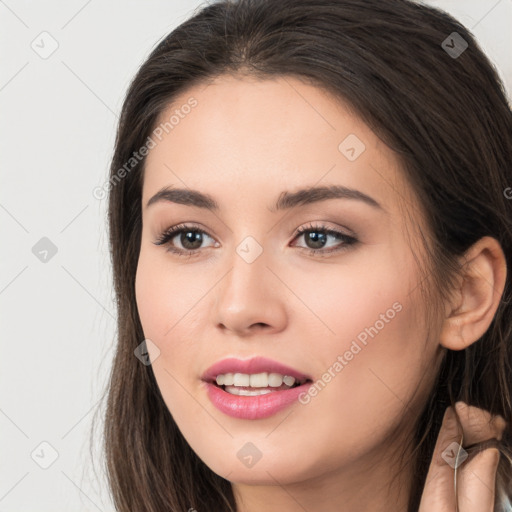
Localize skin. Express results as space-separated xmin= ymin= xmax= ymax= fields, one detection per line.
xmin=135 ymin=74 xmax=507 ymax=512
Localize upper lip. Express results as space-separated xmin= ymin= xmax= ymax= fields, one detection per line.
xmin=202 ymin=356 xmax=312 ymax=384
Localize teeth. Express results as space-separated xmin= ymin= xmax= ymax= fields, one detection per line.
xmin=233 ymin=373 xmax=250 ymax=386
xmin=250 ymin=372 xmax=268 ymax=387
xmin=268 ymin=373 xmax=283 ymax=387
xmin=223 ymin=386 xmax=274 ymax=396
xmin=216 ymin=373 xmax=233 ymax=386
xmin=215 ymin=372 xmax=298 ymax=388
xmin=283 ymin=375 xmax=295 ymax=386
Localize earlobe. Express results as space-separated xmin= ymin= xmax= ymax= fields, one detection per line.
xmin=439 ymin=236 xmax=507 ymax=351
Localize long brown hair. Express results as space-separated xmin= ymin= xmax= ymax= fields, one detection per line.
xmin=97 ymin=0 xmax=512 ymax=510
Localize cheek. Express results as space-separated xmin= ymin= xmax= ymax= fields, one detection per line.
xmin=294 ymin=254 xmax=431 ymax=420
xmin=281 ymin=286 xmax=432 ymax=476
xmin=288 ymin=248 xmax=420 ymax=355
xmin=135 ymin=254 xmax=165 ymax=341
xmin=323 ymin=296 xmax=428 ymax=406
xmin=134 ymin=248 xmax=213 ymax=407
xmin=135 ymin=248 xmax=208 ymax=339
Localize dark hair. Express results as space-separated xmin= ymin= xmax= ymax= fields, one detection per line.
xmin=99 ymin=0 xmax=512 ymax=510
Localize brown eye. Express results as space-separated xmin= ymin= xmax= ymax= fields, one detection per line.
xmin=154 ymin=224 xmax=217 ymax=256
xmin=292 ymin=224 xmax=358 ymax=256
xmin=177 ymin=230 xmax=204 ymax=250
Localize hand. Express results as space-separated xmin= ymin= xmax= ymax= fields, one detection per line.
xmin=419 ymin=401 xmax=507 ymax=512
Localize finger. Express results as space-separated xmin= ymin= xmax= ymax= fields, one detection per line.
xmin=418 ymin=405 xmax=460 ymax=512
xmin=457 ymin=447 xmax=500 ymax=512
xmin=454 ymin=401 xmax=506 ymax=445
xmin=454 ymin=402 xmax=506 ymax=512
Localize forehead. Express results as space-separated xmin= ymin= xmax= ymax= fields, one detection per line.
xmin=142 ymin=74 xmax=417 ymax=219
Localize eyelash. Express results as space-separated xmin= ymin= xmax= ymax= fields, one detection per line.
xmin=153 ymin=222 xmax=358 ymax=258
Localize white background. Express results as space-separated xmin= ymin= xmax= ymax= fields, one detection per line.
xmin=1 ymin=1 xmax=511 ymax=510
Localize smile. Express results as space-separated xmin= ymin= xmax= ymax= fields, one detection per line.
xmin=202 ymin=357 xmax=313 ymax=419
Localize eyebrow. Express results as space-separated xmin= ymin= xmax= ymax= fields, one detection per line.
xmin=145 ymin=184 xmax=384 ymax=212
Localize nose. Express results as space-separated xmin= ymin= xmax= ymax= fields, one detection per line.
xmin=213 ymin=245 xmax=287 ymax=337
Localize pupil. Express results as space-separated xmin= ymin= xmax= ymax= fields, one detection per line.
xmin=307 ymin=231 xmax=326 ymax=249
xmin=182 ymin=231 xmax=202 ymax=249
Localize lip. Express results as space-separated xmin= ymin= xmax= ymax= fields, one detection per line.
xmin=201 ymin=356 xmax=313 ymax=420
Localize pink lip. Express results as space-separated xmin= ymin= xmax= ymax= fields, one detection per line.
xmin=201 ymin=357 xmax=313 ymax=420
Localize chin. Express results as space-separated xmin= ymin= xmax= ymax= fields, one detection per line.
xmin=204 ymin=452 xmax=313 ymax=486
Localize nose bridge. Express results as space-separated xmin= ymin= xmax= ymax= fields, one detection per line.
xmin=213 ymin=235 xmax=286 ymax=333
xmin=221 ymin=237 xmax=269 ymax=309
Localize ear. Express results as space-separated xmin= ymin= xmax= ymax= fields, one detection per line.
xmin=439 ymin=236 xmax=507 ymax=350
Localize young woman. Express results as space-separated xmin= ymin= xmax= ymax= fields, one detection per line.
xmin=101 ymin=0 xmax=512 ymax=510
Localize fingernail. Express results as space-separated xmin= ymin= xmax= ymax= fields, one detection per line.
xmin=454 ymin=401 xmax=468 ymax=413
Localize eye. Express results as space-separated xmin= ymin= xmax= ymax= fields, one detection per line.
xmin=291 ymin=223 xmax=358 ymax=256
xmin=153 ymin=222 xmax=358 ymax=258
xmin=153 ymin=223 xmax=218 ymax=257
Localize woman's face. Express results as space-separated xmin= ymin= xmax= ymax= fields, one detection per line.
xmin=135 ymin=74 xmax=444 ymax=489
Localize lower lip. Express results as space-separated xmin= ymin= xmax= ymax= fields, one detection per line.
xmin=204 ymin=382 xmax=312 ymax=420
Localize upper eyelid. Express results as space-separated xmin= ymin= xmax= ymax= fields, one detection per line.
xmin=155 ymin=222 xmax=354 ymax=247
xmin=294 ymin=222 xmax=356 ymax=236
xmin=159 ymin=222 xmax=350 ymax=237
